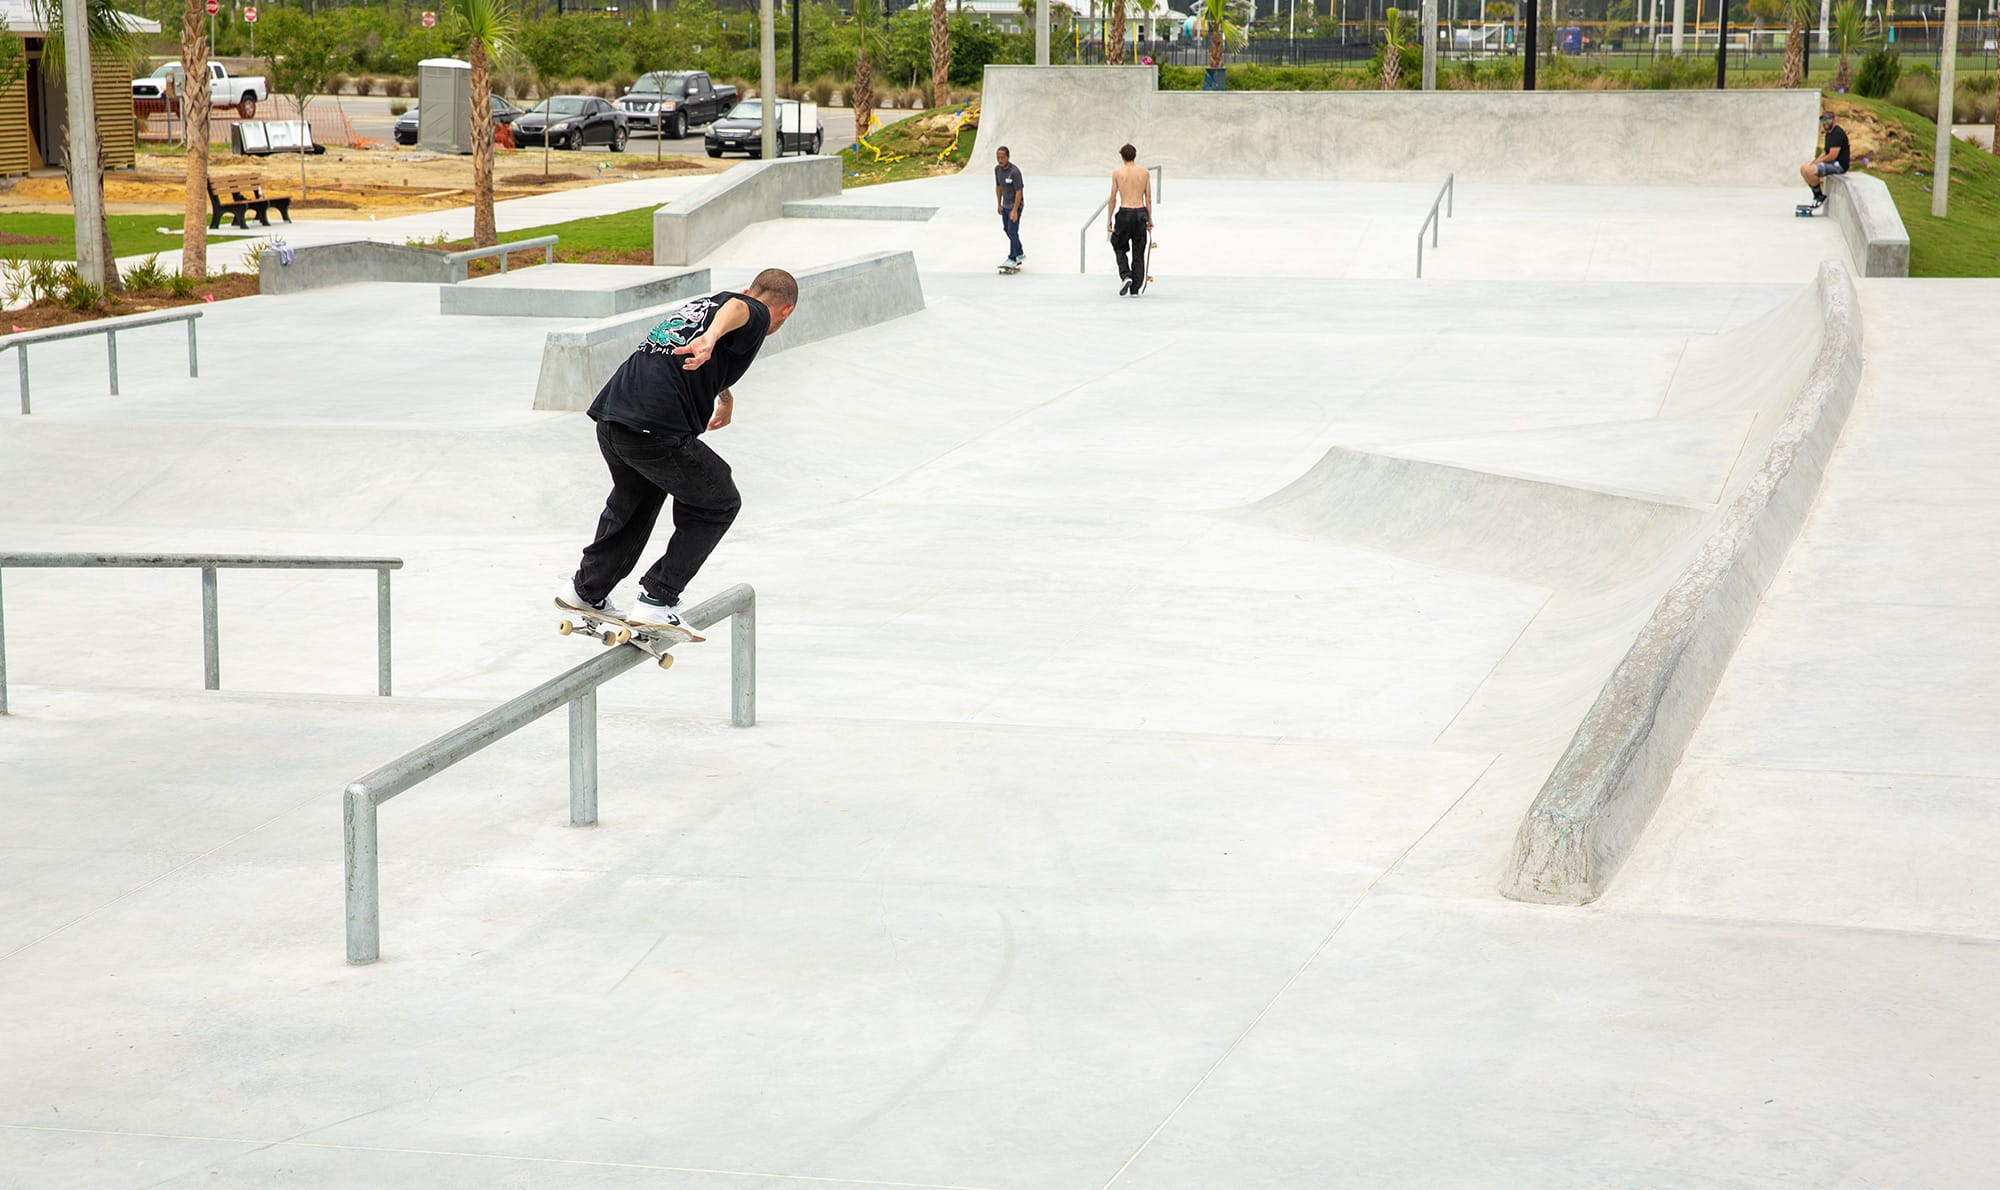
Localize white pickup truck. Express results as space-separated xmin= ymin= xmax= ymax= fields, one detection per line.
xmin=132 ymin=62 xmax=268 ymax=117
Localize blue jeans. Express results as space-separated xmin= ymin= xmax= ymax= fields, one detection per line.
xmin=999 ymin=207 xmax=1023 ymax=259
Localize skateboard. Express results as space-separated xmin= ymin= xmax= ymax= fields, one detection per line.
xmin=1795 ymin=200 xmax=1825 ymax=217
xmin=998 ymin=263 xmax=1021 ymax=275
xmin=554 ymin=600 xmax=703 ymax=670
xmin=1142 ymin=237 xmax=1158 ymax=292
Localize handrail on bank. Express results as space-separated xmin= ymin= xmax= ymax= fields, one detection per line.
xmin=3 ymin=308 xmax=202 ymax=415
xmin=1415 ymin=173 xmax=1455 ymax=279
xmin=443 ymin=235 xmax=558 ymax=281
xmin=343 ymin=582 xmax=756 ymax=965
xmin=0 ymin=552 xmax=400 ymax=716
xmin=1077 ymin=164 xmax=1163 ymax=274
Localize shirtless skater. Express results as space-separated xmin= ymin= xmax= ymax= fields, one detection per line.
xmin=558 ymin=269 xmax=798 ymax=632
xmin=1106 ymin=144 xmax=1154 ymax=296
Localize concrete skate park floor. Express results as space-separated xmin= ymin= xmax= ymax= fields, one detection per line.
xmin=6 ymin=244 xmax=2000 ymax=1181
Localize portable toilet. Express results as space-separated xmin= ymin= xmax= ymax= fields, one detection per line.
xmin=417 ymin=58 xmax=472 ymax=154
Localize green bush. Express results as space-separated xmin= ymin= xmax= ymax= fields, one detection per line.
xmin=120 ymin=253 xmax=170 ymax=291
xmin=1854 ymin=48 xmax=1901 ymax=98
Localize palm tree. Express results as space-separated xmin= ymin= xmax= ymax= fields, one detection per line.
xmin=449 ymin=0 xmax=519 ymax=250
xmin=1380 ymin=6 xmax=1412 ymax=88
xmin=930 ymin=0 xmax=950 ymax=107
xmin=1201 ymin=0 xmax=1242 ymax=69
xmin=1829 ymin=0 xmax=1871 ymax=91
xmin=853 ymin=0 xmax=877 ymax=140
xmin=1108 ymin=0 xmax=1127 ymax=63
xmin=1778 ymin=0 xmax=1814 ymax=85
xmin=29 ymin=0 xmax=133 ymax=291
xmin=179 ymin=0 xmax=210 ymax=280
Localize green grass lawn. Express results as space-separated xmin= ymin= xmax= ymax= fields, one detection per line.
xmin=1 ymin=213 xmax=190 ymax=264
xmin=432 ymin=204 xmax=659 ymax=263
xmin=1837 ymin=95 xmax=2000 ymax=277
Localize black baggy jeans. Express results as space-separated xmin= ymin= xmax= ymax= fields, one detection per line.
xmin=574 ymin=420 xmax=741 ymax=607
xmin=1111 ymin=208 xmax=1149 ymax=284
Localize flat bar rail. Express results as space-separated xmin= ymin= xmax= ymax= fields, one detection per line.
xmin=4 ymin=308 xmax=202 ymax=414
xmin=0 ymin=552 xmax=401 ymax=715
xmin=1077 ymin=164 xmax=1164 ymax=273
xmin=1415 ymin=174 xmax=1455 ymax=279
xmin=443 ymin=235 xmax=559 ymax=281
xmin=343 ymin=582 xmax=756 ymax=965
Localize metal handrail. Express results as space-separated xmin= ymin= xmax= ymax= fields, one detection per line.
xmin=343 ymin=582 xmax=756 ymax=964
xmin=0 ymin=552 xmax=401 ymax=715
xmin=1415 ymin=173 xmax=1455 ymax=279
xmin=1077 ymin=164 xmax=1163 ymax=274
xmin=443 ymin=234 xmax=558 ymax=281
xmin=3 ymin=308 xmax=202 ymax=415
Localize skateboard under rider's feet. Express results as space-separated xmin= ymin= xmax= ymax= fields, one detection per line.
xmin=555 ymin=600 xmax=704 ymax=669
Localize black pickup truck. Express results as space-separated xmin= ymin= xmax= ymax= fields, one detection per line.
xmin=616 ymin=71 xmax=739 ymax=140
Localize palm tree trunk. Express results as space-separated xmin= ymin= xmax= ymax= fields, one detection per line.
xmin=1208 ymin=21 xmax=1223 ymax=68
xmin=469 ymin=38 xmax=497 ymax=248
xmin=180 ymin=0 xmax=210 ymax=279
xmin=1780 ymin=13 xmax=1804 ymax=85
xmin=1835 ymin=51 xmax=1850 ymax=90
xmin=930 ymin=0 xmax=950 ymax=107
xmin=1109 ymin=0 xmax=1126 ymax=63
xmin=853 ymin=46 xmax=874 ymax=141
xmin=1382 ymin=44 xmax=1400 ymax=88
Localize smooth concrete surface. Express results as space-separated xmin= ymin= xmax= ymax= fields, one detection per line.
xmin=780 ymin=198 xmax=940 ymax=221
xmin=1505 ymin=263 xmax=1866 ymax=904
xmin=1824 ymin=172 xmax=1912 ymax=278
xmin=974 ymin=65 xmax=1820 ymax=185
xmin=256 ymin=240 xmax=455 ymax=294
xmin=10 ymin=111 xmax=2000 ymax=1187
xmin=440 ymin=263 xmax=711 ymax=318
xmin=653 ymin=155 xmax=842 ymax=266
xmin=533 ymin=251 xmax=923 ymax=412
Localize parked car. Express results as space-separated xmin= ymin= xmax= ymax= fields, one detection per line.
xmin=393 ymin=95 xmax=525 ymax=147
xmin=704 ymin=100 xmax=824 ymax=159
xmin=132 ymin=61 xmax=266 ymax=117
xmin=512 ymin=96 xmax=628 ymax=151
xmin=616 ymin=70 xmax=738 ymax=140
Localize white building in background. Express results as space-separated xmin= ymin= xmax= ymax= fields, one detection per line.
xmin=898 ymin=0 xmax=1193 ymax=40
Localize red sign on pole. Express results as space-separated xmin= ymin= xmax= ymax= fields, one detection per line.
xmin=204 ymin=0 xmax=218 ymax=13
xmin=243 ymin=5 xmax=257 ymax=20
xmin=421 ymin=10 xmax=436 ymax=26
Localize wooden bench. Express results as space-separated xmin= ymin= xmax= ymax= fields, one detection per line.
xmin=206 ymin=173 xmax=293 ymax=230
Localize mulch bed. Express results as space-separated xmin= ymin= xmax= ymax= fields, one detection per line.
xmin=4 ymin=273 xmax=261 ymax=333
xmin=0 ymin=233 xmax=61 ymax=246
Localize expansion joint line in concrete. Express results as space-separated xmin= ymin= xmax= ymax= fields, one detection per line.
xmin=1094 ymin=755 xmax=1499 ymax=1190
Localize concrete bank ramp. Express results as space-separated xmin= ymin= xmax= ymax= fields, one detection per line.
xmin=974 ymin=65 xmax=1818 ymax=185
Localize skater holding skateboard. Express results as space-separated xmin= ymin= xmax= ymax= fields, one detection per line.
xmin=1798 ymin=110 xmax=1849 ymax=209
xmin=1106 ymin=144 xmax=1153 ymax=295
xmin=995 ymin=146 xmax=1026 ymax=268
xmin=558 ymin=269 xmax=799 ymax=632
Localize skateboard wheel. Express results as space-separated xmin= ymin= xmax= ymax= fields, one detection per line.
xmin=558 ymin=620 xmax=575 ymax=635
xmin=657 ymin=654 xmax=675 ymax=670
xmin=600 ymin=633 xmax=618 ymax=647
xmin=610 ymin=628 xmax=631 ymax=646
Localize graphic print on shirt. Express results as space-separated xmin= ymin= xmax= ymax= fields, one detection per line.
xmin=640 ymin=297 xmax=718 ymax=355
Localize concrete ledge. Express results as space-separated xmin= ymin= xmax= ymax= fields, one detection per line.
xmin=780 ymin=200 xmax=939 ymax=222
xmin=533 ymin=251 xmax=923 ymax=411
xmin=1500 ymin=260 xmax=1865 ymax=906
xmin=1824 ymin=173 xmax=1910 ymax=278
xmin=654 ymin=157 xmax=842 ymax=266
xmin=976 ymin=66 xmax=1818 ymax=185
xmin=441 ymin=264 xmax=711 ymax=318
xmin=258 ymin=241 xmax=454 ymax=294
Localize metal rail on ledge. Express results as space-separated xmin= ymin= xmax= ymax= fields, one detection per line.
xmin=0 ymin=552 xmax=400 ymax=716
xmin=443 ymin=235 xmax=558 ymax=281
xmin=1416 ymin=174 xmax=1455 ymax=279
xmin=342 ymin=582 xmax=756 ymax=965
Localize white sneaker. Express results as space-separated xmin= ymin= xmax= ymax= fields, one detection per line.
xmin=626 ymin=596 xmax=687 ymax=630
xmin=556 ymin=581 xmax=627 ymax=620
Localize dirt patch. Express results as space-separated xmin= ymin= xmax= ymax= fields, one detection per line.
xmin=0 ymin=232 xmax=60 ymax=246
xmin=2 ymin=145 xmax=736 ymax=220
xmin=4 ymin=272 xmax=261 ymax=332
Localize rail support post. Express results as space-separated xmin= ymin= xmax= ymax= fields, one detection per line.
xmin=106 ymin=330 xmax=119 ymax=395
xmin=570 ymin=690 xmax=598 ymax=826
xmin=15 ymin=346 xmax=28 ymax=414
xmin=0 ymin=568 xmax=9 ymax=716
xmin=201 ymin=566 xmax=220 ymax=690
xmin=344 ymin=784 xmax=380 ymax=964
xmin=732 ymin=596 xmax=757 ymax=727
xmin=187 ymin=317 xmax=200 ymax=378
xmin=376 ymin=568 xmax=393 ymax=697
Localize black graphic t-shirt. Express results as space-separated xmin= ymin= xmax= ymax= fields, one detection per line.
xmin=1825 ymin=125 xmax=1850 ymax=170
xmin=588 ymin=291 xmax=772 ymax=435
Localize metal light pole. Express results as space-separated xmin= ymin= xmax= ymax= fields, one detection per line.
xmin=1931 ymin=0 xmax=1959 ymax=215
xmin=1037 ymin=0 xmax=1050 ymax=63
xmin=1716 ymin=0 xmax=1729 ymax=85
xmin=791 ymin=0 xmax=800 ymax=83
xmin=1672 ymin=0 xmax=1686 ymax=52
xmin=1525 ymin=0 xmax=1538 ymax=86
xmin=1423 ymin=0 xmax=1437 ymax=87
xmin=759 ymin=0 xmax=776 ymax=159
xmin=61 ymin=0 xmax=111 ymax=290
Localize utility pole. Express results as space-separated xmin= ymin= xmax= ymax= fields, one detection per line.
xmin=1423 ymin=0 xmax=1437 ymax=87
xmin=1931 ymin=0 xmax=1958 ymax=215
xmin=760 ymin=0 xmax=777 ymax=158
xmin=1717 ymin=0 xmax=1729 ymax=85
xmin=61 ymin=0 xmax=111 ymax=290
xmin=1672 ymin=0 xmax=1686 ymax=52
xmin=1036 ymin=0 xmax=1050 ymax=62
xmin=791 ymin=0 xmax=800 ymax=84
xmin=1525 ymin=0 xmax=1538 ymax=87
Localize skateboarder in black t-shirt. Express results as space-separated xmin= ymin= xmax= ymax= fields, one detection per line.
xmin=1799 ymin=110 xmax=1850 ymax=208
xmin=559 ymin=268 xmax=798 ymax=631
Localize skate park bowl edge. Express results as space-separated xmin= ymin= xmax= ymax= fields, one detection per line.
xmin=974 ymin=65 xmax=1820 ymax=186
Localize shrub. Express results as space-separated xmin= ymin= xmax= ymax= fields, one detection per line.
xmin=388 ymin=99 xmax=409 ymax=116
xmin=61 ymin=278 xmax=106 ymax=312
xmin=382 ymin=75 xmax=411 ymax=98
xmin=121 ymin=253 xmax=170 ymax=291
xmin=809 ymin=74 xmax=836 ymax=107
xmin=1854 ymin=48 xmax=1901 ymax=99
xmin=330 ymin=72 xmax=349 ymax=95
xmin=167 ymin=272 xmax=200 ymax=298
